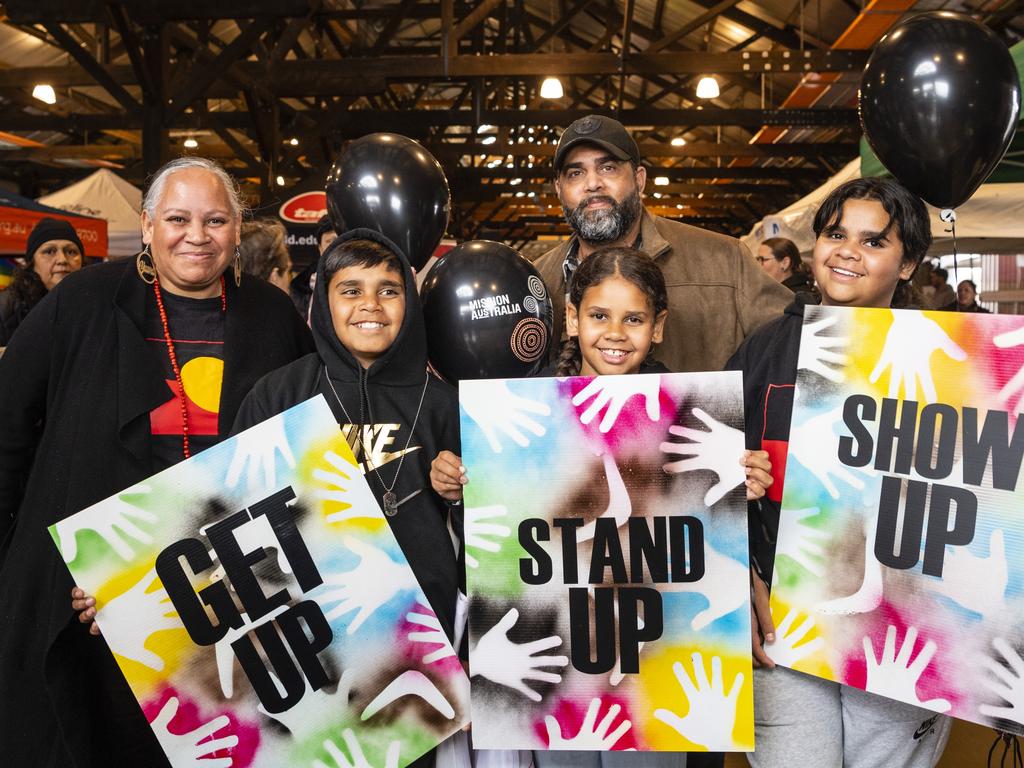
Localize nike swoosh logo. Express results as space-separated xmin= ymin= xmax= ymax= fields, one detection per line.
xmin=913 ymin=715 xmax=939 ymax=740
xmin=360 ymin=446 xmax=420 ymax=472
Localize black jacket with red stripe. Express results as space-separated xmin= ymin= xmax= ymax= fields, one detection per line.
xmin=725 ymin=293 xmax=817 ymax=586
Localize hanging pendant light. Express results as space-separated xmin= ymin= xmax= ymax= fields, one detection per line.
xmin=696 ymin=76 xmax=720 ymax=99
xmin=540 ymin=76 xmax=564 ymax=99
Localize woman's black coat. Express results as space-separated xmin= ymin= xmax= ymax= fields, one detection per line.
xmin=0 ymin=257 xmax=313 ymax=766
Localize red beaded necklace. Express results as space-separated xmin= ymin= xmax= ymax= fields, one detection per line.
xmin=151 ymin=274 xmax=227 ymax=459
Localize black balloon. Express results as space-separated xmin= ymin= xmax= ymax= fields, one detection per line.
xmin=420 ymin=241 xmax=554 ymax=383
xmin=860 ymin=12 xmax=1020 ymax=209
xmin=325 ymin=133 xmax=450 ymax=270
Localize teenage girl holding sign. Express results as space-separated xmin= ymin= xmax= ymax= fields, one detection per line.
xmin=728 ymin=177 xmax=951 ymax=767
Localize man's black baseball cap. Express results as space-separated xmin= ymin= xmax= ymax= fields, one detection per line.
xmin=553 ymin=115 xmax=641 ymax=173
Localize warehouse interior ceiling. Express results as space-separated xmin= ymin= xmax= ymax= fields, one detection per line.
xmin=0 ymin=0 xmax=1019 ymax=244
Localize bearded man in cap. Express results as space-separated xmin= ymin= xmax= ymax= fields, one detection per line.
xmin=534 ymin=114 xmax=790 ymax=373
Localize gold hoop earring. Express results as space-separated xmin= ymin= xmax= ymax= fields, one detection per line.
xmin=233 ymin=246 xmax=242 ymax=287
xmin=136 ymin=245 xmax=157 ymax=285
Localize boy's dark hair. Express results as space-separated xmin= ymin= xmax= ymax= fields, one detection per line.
xmin=812 ymin=177 xmax=931 ymax=309
xmin=933 ymin=267 xmax=948 ymax=281
xmin=322 ymin=238 xmax=403 ymax=285
xmin=556 ymin=246 xmax=668 ymax=376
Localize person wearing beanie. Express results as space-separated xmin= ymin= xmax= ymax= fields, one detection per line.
xmin=0 ymin=216 xmax=85 ymax=346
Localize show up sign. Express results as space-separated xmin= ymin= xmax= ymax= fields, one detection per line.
xmin=51 ymin=396 xmax=469 ymax=768
xmin=460 ymin=372 xmax=754 ymax=752
xmin=771 ymin=305 xmax=1024 ymax=734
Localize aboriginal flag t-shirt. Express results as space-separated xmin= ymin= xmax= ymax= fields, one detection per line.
xmin=146 ymin=290 xmax=225 ymax=469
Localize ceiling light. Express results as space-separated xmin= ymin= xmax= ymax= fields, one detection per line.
xmin=510 ymin=178 xmax=522 ymax=186
xmin=481 ymin=136 xmax=497 ymax=145
xmin=289 ymin=137 xmax=299 ymax=146
xmin=696 ymin=76 xmax=720 ymax=99
xmin=653 ymin=192 xmax=662 ymax=198
xmin=540 ymin=77 xmax=564 ymax=99
xmin=477 ymin=124 xmax=495 ymax=133
xmin=671 ymin=137 xmax=686 ymax=146
xmin=676 ymin=204 xmax=684 ymax=210
xmin=654 ymin=176 xmax=669 ymax=186
xmin=32 ymin=84 xmax=56 ymax=104
xmin=276 ymin=175 xmax=286 ymax=186
xmin=183 ymin=137 xmax=198 ymax=149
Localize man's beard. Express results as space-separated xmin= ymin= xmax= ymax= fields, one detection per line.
xmin=562 ymin=188 xmax=643 ymax=245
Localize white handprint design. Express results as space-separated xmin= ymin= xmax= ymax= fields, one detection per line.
xmin=673 ymin=540 xmax=747 ymax=631
xmin=260 ymin=669 xmax=354 ymax=741
xmin=313 ymin=730 xmax=400 ymax=768
xmin=774 ymin=507 xmax=830 ymax=577
xmin=312 ymin=537 xmax=417 ymax=634
xmin=471 ymin=608 xmax=569 ymax=702
xmin=54 ymin=484 xmax=154 ymax=562
xmin=980 ymin=637 xmax=1024 ymax=725
xmin=150 ymin=696 xmax=238 ymax=768
xmin=863 ymin=625 xmax=951 ymax=712
xmin=406 ymin=607 xmax=458 ymax=664
xmin=660 ymin=407 xmax=746 ymax=506
xmin=764 ymin=609 xmax=825 ymax=668
xmin=97 ymin=568 xmax=181 ymax=671
xmin=313 ymin=450 xmax=384 ymax=524
xmin=995 ymin=326 xmax=1024 ymax=413
xmin=798 ymin=313 xmax=849 ymax=383
xmin=868 ymin=310 xmax=966 ymax=404
xmin=226 ymin=416 xmax=295 ymax=492
xmin=463 ymin=505 xmax=512 ymax=569
xmin=930 ymin=528 xmax=1007 ymax=619
xmin=653 ymin=652 xmax=744 ymax=750
xmin=461 ymin=381 xmax=551 ymax=452
xmin=544 ymin=697 xmax=632 ymax=750
xmin=789 ymin=407 xmax=868 ymax=499
xmin=572 ymin=374 xmax=660 ymax=433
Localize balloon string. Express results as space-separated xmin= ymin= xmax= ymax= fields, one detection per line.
xmin=950 ymin=218 xmax=958 ymax=304
xmin=941 ymin=208 xmax=959 ymax=311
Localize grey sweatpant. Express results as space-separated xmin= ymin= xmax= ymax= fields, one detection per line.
xmin=534 ymin=752 xmax=686 ymax=767
xmin=747 ymin=666 xmax=950 ymax=768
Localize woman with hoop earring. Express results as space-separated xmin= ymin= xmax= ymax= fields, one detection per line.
xmin=0 ymin=157 xmax=313 ymax=767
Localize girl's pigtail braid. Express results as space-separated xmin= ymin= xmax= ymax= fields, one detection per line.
xmin=555 ymin=336 xmax=582 ymax=377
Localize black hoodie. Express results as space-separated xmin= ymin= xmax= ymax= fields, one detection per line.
xmin=725 ymin=292 xmax=818 ymax=586
xmin=233 ymin=228 xmax=462 ymax=643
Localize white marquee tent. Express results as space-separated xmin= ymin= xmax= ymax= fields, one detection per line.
xmin=742 ymin=158 xmax=1024 ymax=258
xmin=38 ymin=169 xmax=143 ymax=258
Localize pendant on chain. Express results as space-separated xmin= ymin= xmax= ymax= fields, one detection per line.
xmin=383 ymin=491 xmax=398 ymax=516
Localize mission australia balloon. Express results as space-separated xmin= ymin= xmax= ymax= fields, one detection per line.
xmin=325 ymin=133 xmax=450 ymax=270
xmin=420 ymin=240 xmax=554 ymax=383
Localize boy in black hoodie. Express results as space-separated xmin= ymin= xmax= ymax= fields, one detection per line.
xmin=233 ymin=229 xmax=464 ymax=713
